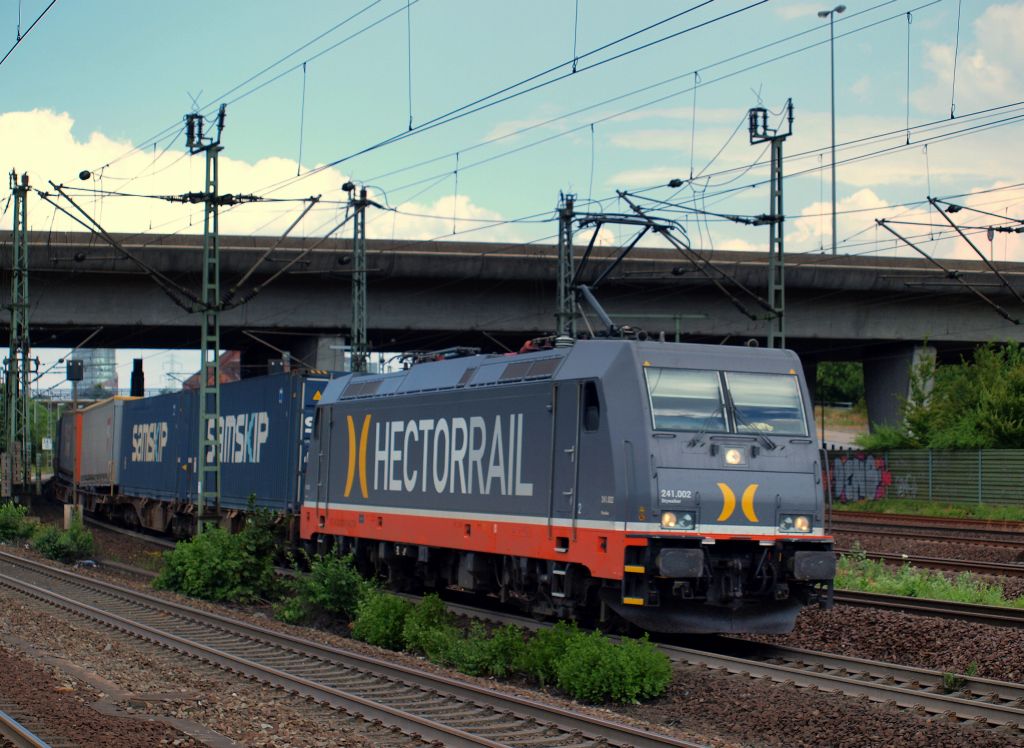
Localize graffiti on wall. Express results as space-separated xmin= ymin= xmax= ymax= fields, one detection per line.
xmin=830 ymin=452 xmax=894 ymax=502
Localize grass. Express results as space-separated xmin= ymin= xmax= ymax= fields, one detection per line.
xmin=815 ymin=404 xmax=869 ymax=430
xmin=836 ymin=547 xmax=1024 ymax=609
xmin=833 ymin=498 xmax=1024 ymax=523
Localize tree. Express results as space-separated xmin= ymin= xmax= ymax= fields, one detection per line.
xmin=816 ymin=361 xmax=864 ymax=405
xmin=857 ymin=343 xmax=1024 ymax=450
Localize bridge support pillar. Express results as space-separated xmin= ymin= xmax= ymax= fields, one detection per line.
xmin=292 ymin=335 xmax=347 ymax=372
xmin=801 ymin=359 xmax=817 ymax=407
xmin=863 ymin=344 xmax=935 ymax=431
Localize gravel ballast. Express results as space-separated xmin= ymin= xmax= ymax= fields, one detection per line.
xmin=7 ymin=507 xmax=1024 ymax=747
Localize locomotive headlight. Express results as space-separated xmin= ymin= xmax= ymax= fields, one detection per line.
xmin=779 ymin=514 xmax=812 ymax=533
xmin=724 ymin=447 xmax=746 ymax=466
xmin=661 ymin=511 xmax=695 ymax=530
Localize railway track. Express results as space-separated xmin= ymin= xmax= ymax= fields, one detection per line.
xmin=835 ymin=548 xmax=1024 ymax=576
xmin=82 ymin=514 xmax=176 ymax=549
xmin=409 ymin=589 xmax=1024 ymax=731
xmin=0 ymin=707 xmax=67 ymax=748
xmin=833 ymin=511 xmax=1024 ymax=536
xmin=0 ymin=550 xmax=701 ymax=748
xmin=662 ymin=639 xmax=1024 ymax=731
xmin=834 ymin=590 xmax=1024 ymax=628
xmin=831 ymin=522 xmax=1024 ymax=551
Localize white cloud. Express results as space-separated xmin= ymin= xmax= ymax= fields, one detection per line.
xmin=0 ymin=109 xmax=525 ymax=243
xmin=610 ymin=107 xmax=748 ymax=126
xmin=717 ymin=238 xmax=758 ymax=251
xmin=369 ymin=193 xmax=525 ymax=243
xmin=850 ymin=75 xmax=871 ymax=99
xmin=605 ymin=166 xmax=681 ymax=188
xmin=912 ymin=3 xmax=1024 ymax=118
xmin=483 ymin=116 xmax=563 ymax=142
xmin=773 ymin=3 xmax=824 ymax=21
xmin=787 ymin=187 xmax=890 ymax=252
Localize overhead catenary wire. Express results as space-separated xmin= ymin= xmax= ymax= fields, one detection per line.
xmin=82 ymin=0 xmax=398 ymax=177
xmin=0 ymin=0 xmax=57 ymax=68
xmin=80 ymin=0 xmax=932 ymax=246
xmin=353 ymin=0 xmax=955 ymax=206
xmin=639 ymin=107 xmax=1024 ymax=215
xmin=618 ymin=191 xmax=772 ymax=319
xmin=35 ymin=184 xmax=200 ymax=311
xmin=875 ymin=218 xmax=1019 ymax=325
xmin=297 ymin=62 xmax=307 ymax=176
xmin=950 ymin=0 xmax=962 ymax=119
xmin=359 ymin=0 xmax=934 ymax=194
xmin=41 ymin=0 xmax=1014 ymax=279
xmin=927 ymin=196 xmax=1024 ymax=307
xmin=905 ymin=12 xmax=912 ymax=144
xmin=86 ymin=0 xmax=722 ymax=186
xmin=72 ymin=0 xmax=929 ymax=242
xmin=253 ymin=0 xmax=771 ymax=198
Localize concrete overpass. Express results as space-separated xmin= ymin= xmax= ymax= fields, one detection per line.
xmin=7 ymin=231 xmax=1024 ymax=427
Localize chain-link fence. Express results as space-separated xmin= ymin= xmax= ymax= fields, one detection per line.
xmin=826 ymin=449 xmax=1024 ymax=505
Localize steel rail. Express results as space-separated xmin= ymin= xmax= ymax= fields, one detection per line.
xmin=82 ymin=515 xmax=177 ymax=549
xmin=830 ymin=523 xmax=1024 ymax=550
xmin=836 ymin=548 xmax=1024 ymax=576
xmin=0 ymin=710 xmax=52 ymax=748
xmin=833 ymin=511 xmax=1024 ymax=535
xmin=0 ymin=551 xmax=702 ymax=748
xmin=661 ymin=640 xmax=1024 ymax=730
xmin=0 ymin=568 xmax=483 ymax=748
xmin=834 ymin=590 xmax=1024 ymax=628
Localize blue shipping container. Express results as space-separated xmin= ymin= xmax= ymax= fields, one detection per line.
xmin=119 ymin=372 xmax=332 ymax=513
xmin=119 ymin=390 xmax=195 ymax=503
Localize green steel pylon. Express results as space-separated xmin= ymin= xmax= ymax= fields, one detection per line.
xmin=186 ymin=107 xmax=225 ymax=532
xmin=5 ymin=171 xmax=32 ymax=497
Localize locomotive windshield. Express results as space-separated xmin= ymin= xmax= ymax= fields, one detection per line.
xmin=644 ymin=368 xmax=726 ymax=432
xmin=645 ymin=367 xmax=808 ymax=436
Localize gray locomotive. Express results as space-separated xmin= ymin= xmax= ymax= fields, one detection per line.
xmin=301 ymin=338 xmax=834 ymax=634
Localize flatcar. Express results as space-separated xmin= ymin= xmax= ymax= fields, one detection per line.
xmin=301 ymin=339 xmax=835 ymax=634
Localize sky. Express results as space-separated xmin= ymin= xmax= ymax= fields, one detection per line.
xmin=1 ymin=0 xmax=1022 ymax=390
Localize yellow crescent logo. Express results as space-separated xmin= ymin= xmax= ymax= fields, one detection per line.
xmin=716 ymin=482 xmax=759 ymax=523
xmin=343 ymin=414 xmax=371 ymax=499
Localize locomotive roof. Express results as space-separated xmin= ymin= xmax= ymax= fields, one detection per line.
xmin=320 ymin=339 xmax=802 ymax=404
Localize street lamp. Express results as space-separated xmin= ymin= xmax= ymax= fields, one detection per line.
xmin=818 ymin=4 xmax=845 ymax=256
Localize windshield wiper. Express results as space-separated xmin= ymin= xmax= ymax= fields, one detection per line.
xmin=687 ymin=404 xmax=725 ymax=447
xmin=731 ymin=408 xmax=778 ymax=451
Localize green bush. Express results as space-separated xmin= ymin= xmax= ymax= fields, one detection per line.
xmin=483 ymin=623 xmax=528 ymax=678
xmin=617 ymin=635 xmax=674 ymax=701
xmin=351 ymin=591 xmax=413 ymax=649
xmin=519 ymin=620 xmax=582 ymax=686
xmin=346 ymin=591 xmax=669 ymax=704
xmin=32 ymin=521 xmax=94 ymax=563
xmin=447 ymin=620 xmax=492 ymax=675
xmin=402 ymin=594 xmax=455 ymax=655
xmin=275 ymin=553 xmax=371 ymax=625
xmin=443 ymin=622 xmax=526 ymax=677
xmin=0 ymin=501 xmax=34 ymax=542
xmin=556 ymin=631 xmax=671 ymax=704
xmin=154 ymin=522 xmax=278 ymax=604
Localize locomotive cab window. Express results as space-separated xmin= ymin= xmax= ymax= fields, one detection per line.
xmin=724 ymin=372 xmax=808 ymax=436
xmin=644 ymin=368 xmax=726 ymax=432
xmin=582 ymin=381 xmax=600 ymax=432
